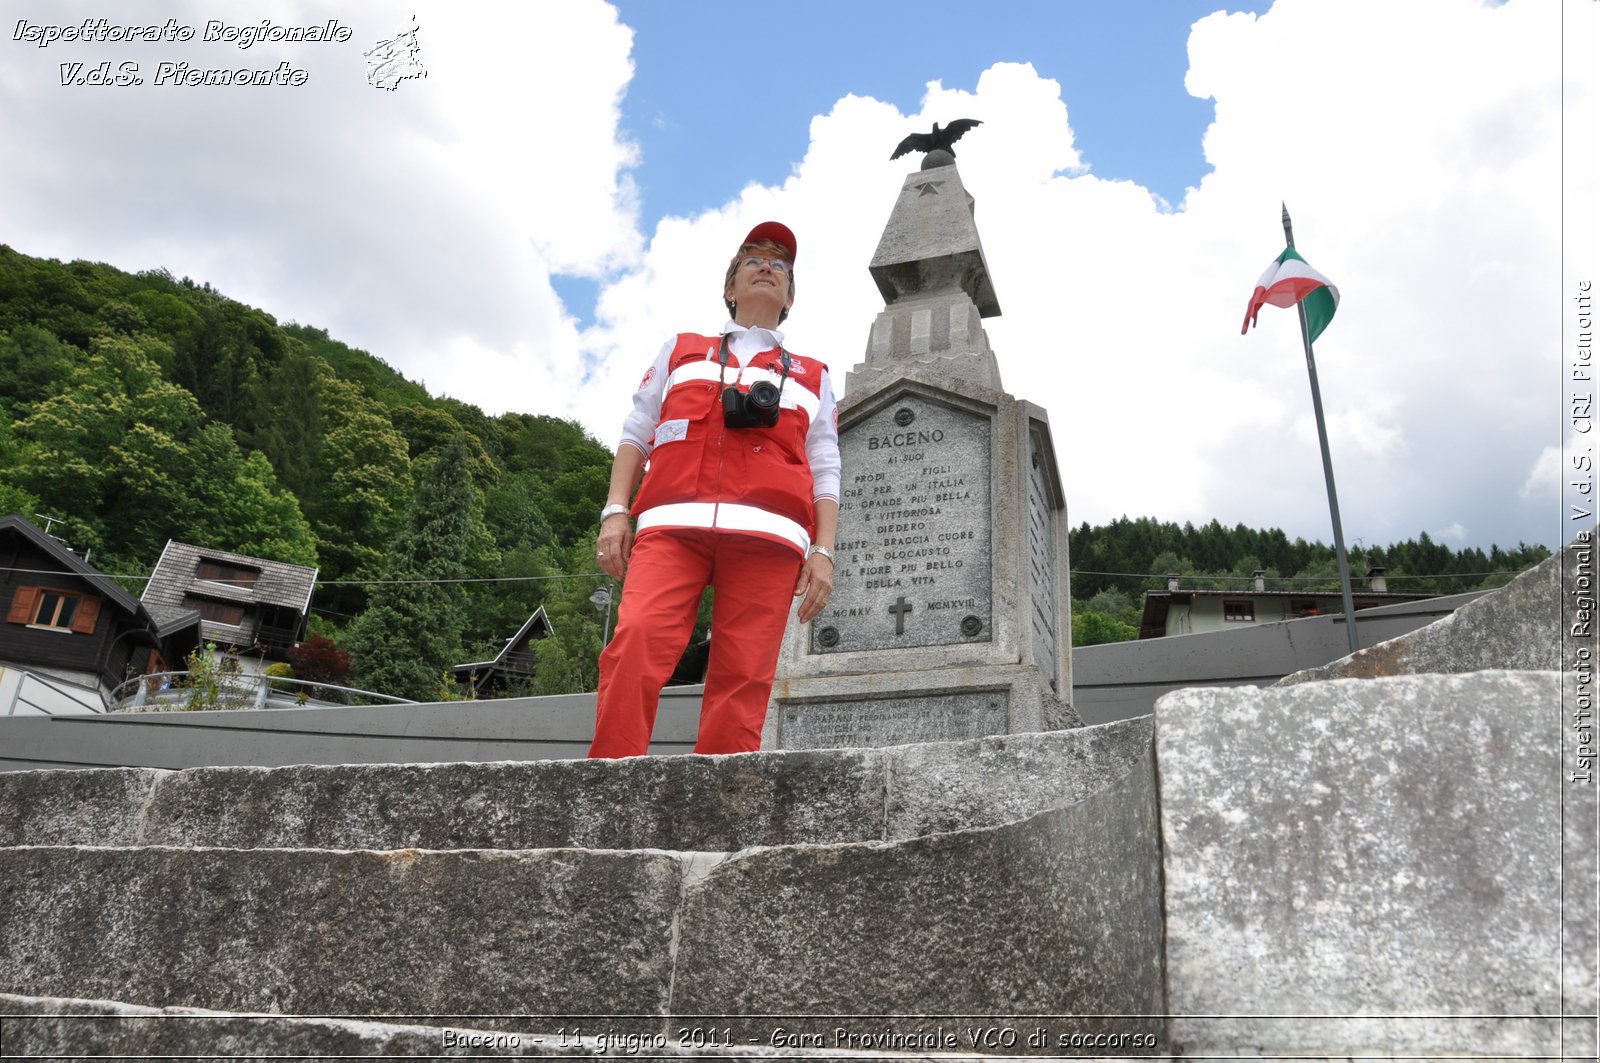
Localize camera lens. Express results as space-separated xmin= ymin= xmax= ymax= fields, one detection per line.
xmin=746 ymin=381 xmax=780 ymax=413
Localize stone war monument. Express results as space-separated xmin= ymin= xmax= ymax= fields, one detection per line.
xmin=767 ymin=129 xmax=1081 ymax=749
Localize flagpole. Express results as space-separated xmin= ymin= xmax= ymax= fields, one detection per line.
xmin=1283 ymin=203 xmax=1359 ymax=655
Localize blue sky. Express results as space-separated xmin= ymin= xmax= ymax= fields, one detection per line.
xmin=546 ymin=0 xmax=1236 ymax=325
xmin=613 ymin=0 xmax=1228 ymax=216
xmin=0 ymin=0 xmax=1593 ymax=555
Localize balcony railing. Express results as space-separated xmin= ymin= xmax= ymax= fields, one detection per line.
xmin=110 ymin=672 xmax=416 ymax=713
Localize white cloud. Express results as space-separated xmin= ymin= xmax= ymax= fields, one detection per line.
xmin=1521 ymin=440 xmax=1563 ymax=500
xmin=568 ymin=0 xmax=1580 ymax=550
xmin=0 ymin=0 xmax=640 ymax=411
xmin=3 ymin=0 xmax=1588 ymax=551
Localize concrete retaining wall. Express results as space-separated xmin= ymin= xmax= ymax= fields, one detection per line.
xmin=1281 ymin=539 xmax=1591 ymax=683
xmin=0 ymin=686 xmax=704 ymax=772
xmin=0 ymin=593 xmax=1489 ymax=776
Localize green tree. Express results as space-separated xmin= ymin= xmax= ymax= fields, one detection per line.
xmin=0 ymin=407 xmax=38 ymax=517
xmin=9 ymin=335 xmax=315 ymax=571
xmin=1072 ymin=610 xmax=1138 ymax=647
xmin=346 ymin=436 xmax=499 ymax=701
xmin=242 ymin=347 xmax=328 ymax=499
xmin=307 ymin=374 xmax=413 ymax=591
xmin=390 ymin=404 xmax=500 ymax=485
xmin=0 ymin=324 xmax=77 ymax=414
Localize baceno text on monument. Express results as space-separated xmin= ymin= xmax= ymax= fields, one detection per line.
xmin=813 ymin=394 xmax=991 ymax=654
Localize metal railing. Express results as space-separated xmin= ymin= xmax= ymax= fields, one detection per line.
xmin=110 ymin=671 xmax=416 ymax=713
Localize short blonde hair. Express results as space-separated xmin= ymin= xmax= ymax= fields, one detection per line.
xmin=723 ymin=239 xmax=795 ymax=323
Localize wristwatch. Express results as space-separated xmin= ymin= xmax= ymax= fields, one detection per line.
xmin=806 ymin=545 xmax=835 ymax=562
xmin=600 ymin=504 xmax=630 ymax=521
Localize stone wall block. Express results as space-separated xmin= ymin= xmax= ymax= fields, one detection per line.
xmin=0 ymin=846 xmax=681 ymax=1024
xmin=0 ymin=767 xmax=166 ymax=846
xmin=883 ymin=716 xmax=1151 ymax=838
xmin=1158 ymin=670 xmax=1581 ymax=1058
xmin=670 ymin=748 xmax=1167 ymax=1050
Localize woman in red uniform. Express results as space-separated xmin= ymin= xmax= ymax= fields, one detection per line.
xmin=589 ymin=222 xmax=840 ymax=757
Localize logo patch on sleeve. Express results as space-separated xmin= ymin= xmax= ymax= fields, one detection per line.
xmin=653 ymin=418 xmax=689 ymax=446
xmin=637 ymin=365 xmax=656 ymax=391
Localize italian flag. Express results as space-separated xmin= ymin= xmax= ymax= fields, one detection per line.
xmin=1241 ymin=246 xmax=1339 ymax=343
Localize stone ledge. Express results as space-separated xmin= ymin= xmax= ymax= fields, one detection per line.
xmin=0 ymin=846 xmax=682 ymax=1022
xmin=0 ymin=992 xmax=1040 ymax=1059
xmin=0 ymin=721 xmax=1166 ymax=1045
xmin=0 ymin=765 xmax=167 ymax=846
xmin=1 ymin=719 xmax=1149 ymax=852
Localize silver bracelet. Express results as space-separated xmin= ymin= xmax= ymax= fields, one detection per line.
xmin=600 ymin=504 xmax=630 ymax=521
xmin=806 ymin=544 xmax=835 ymax=562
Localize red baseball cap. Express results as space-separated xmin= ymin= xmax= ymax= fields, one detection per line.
xmin=742 ymin=221 xmax=796 ymax=262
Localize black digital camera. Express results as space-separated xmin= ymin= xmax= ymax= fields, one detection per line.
xmin=721 ymin=380 xmax=782 ymax=429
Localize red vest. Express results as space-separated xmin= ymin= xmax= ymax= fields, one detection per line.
xmin=632 ymin=332 xmax=828 ymax=554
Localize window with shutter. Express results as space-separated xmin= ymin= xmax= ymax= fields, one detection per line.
xmin=6 ymin=585 xmax=103 ymax=632
xmin=71 ymin=595 xmax=101 ymax=634
xmin=6 ymin=586 xmax=40 ymax=624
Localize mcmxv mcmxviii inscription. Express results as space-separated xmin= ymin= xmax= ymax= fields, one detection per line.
xmin=812 ymin=395 xmax=991 ymax=654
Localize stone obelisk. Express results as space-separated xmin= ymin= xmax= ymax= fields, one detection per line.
xmin=765 ymin=141 xmax=1079 ymax=749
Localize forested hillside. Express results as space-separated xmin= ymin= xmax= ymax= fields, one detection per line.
xmin=0 ymin=246 xmax=1550 ymax=690
xmin=0 ymin=245 xmax=616 ymax=698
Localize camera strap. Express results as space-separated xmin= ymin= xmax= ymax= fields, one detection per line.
xmin=717 ymin=335 xmax=792 ymax=406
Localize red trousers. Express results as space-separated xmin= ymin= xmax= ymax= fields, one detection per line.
xmin=589 ymin=529 xmax=803 ymax=758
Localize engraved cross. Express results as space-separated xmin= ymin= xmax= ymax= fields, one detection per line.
xmin=889 ymin=596 xmax=912 ymax=635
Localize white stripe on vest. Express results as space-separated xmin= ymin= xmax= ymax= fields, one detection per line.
xmin=636 ymin=502 xmax=810 ymax=551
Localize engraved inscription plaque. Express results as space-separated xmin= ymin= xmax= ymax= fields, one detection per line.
xmin=781 ymin=691 xmax=1009 ymax=749
xmin=815 ymin=395 xmax=991 ymax=653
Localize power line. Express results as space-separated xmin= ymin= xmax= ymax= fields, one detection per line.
xmin=1072 ymin=568 xmax=1526 ymax=585
xmin=2 ymin=565 xmax=1532 ymax=589
xmin=0 ymin=565 xmax=609 ymax=586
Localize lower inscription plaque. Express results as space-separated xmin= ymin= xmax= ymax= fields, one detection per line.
xmin=814 ymin=395 xmax=991 ymax=653
xmin=780 ymin=690 xmax=1010 ymax=749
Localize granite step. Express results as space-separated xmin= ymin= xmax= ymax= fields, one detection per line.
xmin=0 ymin=719 xmax=1169 ymax=1053
xmin=0 ymin=718 xmax=1152 ymax=852
xmin=0 ymin=991 xmax=1019 ymax=1060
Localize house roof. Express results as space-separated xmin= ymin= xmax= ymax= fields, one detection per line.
xmin=141 ymin=540 xmax=319 ymax=624
xmin=1 ymin=513 xmax=144 ymax=615
xmin=0 ymin=513 xmax=201 ymax=651
xmin=453 ymin=606 xmax=553 ymax=674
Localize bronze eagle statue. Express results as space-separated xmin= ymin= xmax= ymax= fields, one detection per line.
xmin=890 ymin=118 xmax=982 ymax=160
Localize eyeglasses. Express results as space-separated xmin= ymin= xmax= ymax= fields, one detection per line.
xmin=739 ymin=256 xmax=792 ymax=274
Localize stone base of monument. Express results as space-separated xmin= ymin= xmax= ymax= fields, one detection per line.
xmin=767 ymin=666 xmax=1074 ymax=749
xmin=769 ymin=371 xmax=1080 ymax=749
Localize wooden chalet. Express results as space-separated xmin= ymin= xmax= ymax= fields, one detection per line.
xmin=140 ymin=540 xmax=318 ymax=670
xmin=452 ymin=606 xmax=552 ymax=697
xmin=1 ymin=514 xmax=200 ymax=715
